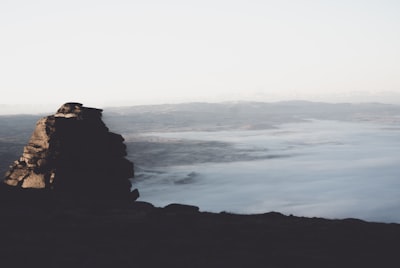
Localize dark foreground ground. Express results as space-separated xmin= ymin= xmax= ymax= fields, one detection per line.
xmin=0 ymin=194 xmax=399 ymax=268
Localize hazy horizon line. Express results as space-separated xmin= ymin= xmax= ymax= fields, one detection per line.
xmin=1 ymin=98 xmax=400 ymax=116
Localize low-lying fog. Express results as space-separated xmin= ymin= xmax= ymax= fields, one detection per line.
xmin=128 ymin=119 xmax=400 ymax=223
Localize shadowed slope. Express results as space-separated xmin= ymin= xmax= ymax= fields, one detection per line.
xmin=0 ymin=201 xmax=398 ymax=268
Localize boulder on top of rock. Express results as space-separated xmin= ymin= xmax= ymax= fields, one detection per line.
xmin=2 ymin=102 xmax=137 ymax=202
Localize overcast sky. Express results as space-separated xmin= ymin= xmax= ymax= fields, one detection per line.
xmin=1 ymin=0 xmax=400 ymax=113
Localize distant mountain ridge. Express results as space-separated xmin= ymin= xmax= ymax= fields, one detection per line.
xmin=2 ymin=100 xmax=399 ymax=116
xmin=103 ymin=101 xmax=400 ymax=134
xmin=106 ymin=100 xmax=400 ymax=114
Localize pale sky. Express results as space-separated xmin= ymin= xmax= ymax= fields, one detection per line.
xmin=1 ymin=0 xmax=400 ymax=113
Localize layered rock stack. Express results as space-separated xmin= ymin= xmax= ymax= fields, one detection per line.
xmin=2 ymin=102 xmax=136 ymax=202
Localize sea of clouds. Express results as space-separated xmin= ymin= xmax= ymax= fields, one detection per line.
xmin=131 ymin=120 xmax=400 ymax=223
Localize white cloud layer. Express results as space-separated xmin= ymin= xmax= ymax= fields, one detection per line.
xmin=133 ymin=120 xmax=400 ymax=223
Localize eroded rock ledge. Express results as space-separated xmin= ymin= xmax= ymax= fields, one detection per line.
xmin=2 ymin=102 xmax=136 ymax=201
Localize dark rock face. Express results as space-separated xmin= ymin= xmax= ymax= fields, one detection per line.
xmin=3 ymin=102 xmax=135 ymax=201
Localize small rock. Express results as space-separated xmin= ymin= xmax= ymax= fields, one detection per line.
xmin=163 ymin=203 xmax=200 ymax=213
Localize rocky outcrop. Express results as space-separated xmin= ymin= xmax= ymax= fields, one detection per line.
xmin=3 ymin=102 xmax=136 ymax=201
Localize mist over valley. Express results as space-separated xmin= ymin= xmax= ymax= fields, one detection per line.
xmin=2 ymin=101 xmax=400 ymax=223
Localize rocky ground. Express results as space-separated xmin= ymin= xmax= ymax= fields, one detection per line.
xmin=0 ymin=197 xmax=399 ymax=268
